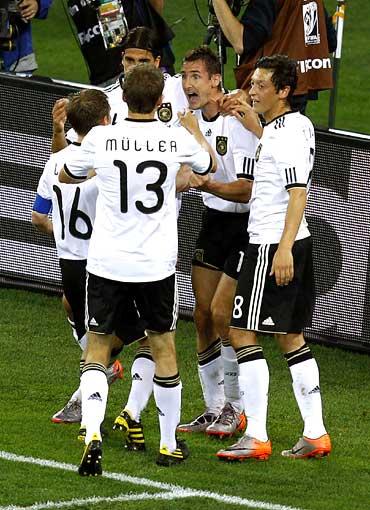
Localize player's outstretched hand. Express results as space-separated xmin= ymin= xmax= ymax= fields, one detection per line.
xmin=219 ymin=89 xmax=248 ymax=116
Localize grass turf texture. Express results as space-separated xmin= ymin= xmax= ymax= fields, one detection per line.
xmin=30 ymin=0 xmax=370 ymax=135
xmin=1 ymin=287 xmax=370 ymax=510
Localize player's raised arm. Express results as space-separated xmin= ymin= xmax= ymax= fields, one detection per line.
xmin=177 ymin=110 xmax=217 ymax=173
xmin=57 ymin=90 xmax=111 ymax=183
xmin=51 ymin=98 xmax=69 ymax=153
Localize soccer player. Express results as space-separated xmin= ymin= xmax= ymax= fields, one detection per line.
xmin=52 ymin=26 xmax=187 ymax=153
xmin=32 ymin=90 xmax=143 ymax=426
xmin=217 ymin=55 xmax=331 ymax=461
xmin=176 ymin=46 xmax=259 ymax=439
xmin=59 ymin=64 xmax=215 ymax=475
xmin=50 ymin=27 xmax=188 ymax=449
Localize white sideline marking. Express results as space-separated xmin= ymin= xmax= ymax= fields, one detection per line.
xmin=0 ymin=491 xmax=195 ymax=510
xmin=0 ymin=450 xmax=304 ymax=510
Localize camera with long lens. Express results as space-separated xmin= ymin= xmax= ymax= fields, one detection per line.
xmin=94 ymin=0 xmax=128 ymax=49
xmin=0 ymin=0 xmax=23 ymax=52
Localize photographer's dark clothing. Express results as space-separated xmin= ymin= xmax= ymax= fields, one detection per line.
xmin=68 ymin=0 xmax=175 ymax=86
xmin=67 ymin=0 xmax=122 ymax=86
xmin=235 ymin=0 xmax=336 ymax=101
xmin=1 ymin=0 xmax=52 ymax=72
xmin=123 ymin=0 xmax=175 ymax=72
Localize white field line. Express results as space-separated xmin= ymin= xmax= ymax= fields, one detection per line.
xmin=0 ymin=491 xmax=196 ymax=510
xmin=0 ymin=450 xmax=304 ymax=510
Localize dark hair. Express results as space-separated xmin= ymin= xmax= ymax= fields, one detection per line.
xmin=255 ymin=54 xmax=298 ymax=101
xmin=183 ymin=45 xmax=221 ymax=78
xmin=122 ymin=26 xmax=161 ymax=59
xmin=122 ymin=64 xmax=164 ymax=114
xmin=66 ymin=89 xmax=110 ymax=135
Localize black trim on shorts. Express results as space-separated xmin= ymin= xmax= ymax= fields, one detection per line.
xmin=230 ymin=237 xmax=314 ymax=334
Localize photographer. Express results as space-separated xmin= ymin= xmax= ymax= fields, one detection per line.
xmin=1 ymin=0 xmax=52 ymax=74
xmin=210 ymin=0 xmax=337 ymax=113
xmin=68 ymin=0 xmax=175 ymax=86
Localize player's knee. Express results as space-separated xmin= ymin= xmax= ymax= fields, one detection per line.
xmin=210 ymin=302 xmax=230 ymax=334
xmin=193 ymin=303 xmax=212 ymax=327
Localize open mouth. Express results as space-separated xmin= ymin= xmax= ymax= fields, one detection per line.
xmin=186 ymin=92 xmax=199 ymax=102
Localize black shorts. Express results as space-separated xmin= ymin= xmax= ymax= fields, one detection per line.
xmin=192 ymin=207 xmax=249 ymax=280
xmin=59 ymin=258 xmax=87 ymax=340
xmin=230 ymin=237 xmax=315 ymax=334
xmin=86 ymin=272 xmax=178 ymax=336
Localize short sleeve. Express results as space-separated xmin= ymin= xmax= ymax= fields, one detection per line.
xmin=178 ymin=128 xmax=212 ymax=175
xmin=66 ymin=127 xmax=78 ymax=144
xmin=275 ymin=126 xmax=314 ymax=190
xmin=64 ymin=130 xmax=97 ymax=180
xmin=36 ymin=159 xmax=54 ymax=200
xmin=33 ymin=159 xmax=54 ymax=214
xmin=229 ymin=119 xmax=259 ymax=181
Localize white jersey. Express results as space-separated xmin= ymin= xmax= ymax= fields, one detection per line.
xmin=66 ymin=74 xmax=188 ymax=143
xmin=36 ymin=144 xmax=98 ymax=259
xmin=64 ymin=119 xmax=212 ymax=282
xmin=105 ymin=73 xmax=188 ymax=126
xmin=193 ymin=110 xmax=258 ymax=213
xmin=248 ymin=111 xmax=314 ymax=244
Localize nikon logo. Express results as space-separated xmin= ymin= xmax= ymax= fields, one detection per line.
xmin=297 ymin=58 xmax=331 ymax=74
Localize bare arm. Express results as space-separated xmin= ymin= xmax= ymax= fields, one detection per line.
xmin=176 ymin=165 xmax=192 ymax=192
xmin=51 ymin=99 xmax=68 ymax=153
xmin=148 ymin=0 xmax=164 ymax=14
xmin=231 ymin=99 xmax=263 ymax=139
xmin=31 ymin=211 xmax=53 ymax=236
xmin=190 ymin=174 xmax=252 ymax=203
xmin=270 ymin=188 xmax=307 ymax=286
xmin=212 ymin=0 xmax=244 ymax=55
xmin=177 ymin=111 xmax=217 ymax=172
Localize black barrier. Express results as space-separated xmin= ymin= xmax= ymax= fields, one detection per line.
xmin=1 ymin=73 xmax=370 ymax=351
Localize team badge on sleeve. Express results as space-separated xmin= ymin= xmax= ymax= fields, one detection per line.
xmin=216 ymin=136 xmax=228 ymax=155
xmin=158 ymin=103 xmax=173 ymax=123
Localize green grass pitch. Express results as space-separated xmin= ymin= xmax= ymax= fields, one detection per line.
xmin=1 ymin=287 xmax=370 ymax=510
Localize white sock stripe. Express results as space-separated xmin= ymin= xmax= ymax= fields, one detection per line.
xmin=247 ymin=244 xmax=269 ymax=330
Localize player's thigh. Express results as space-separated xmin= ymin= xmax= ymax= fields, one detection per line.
xmin=191 ymin=264 xmax=222 ymax=310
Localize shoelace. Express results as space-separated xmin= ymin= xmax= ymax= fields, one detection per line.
xmin=215 ymin=404 xmax=237 ymax=425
